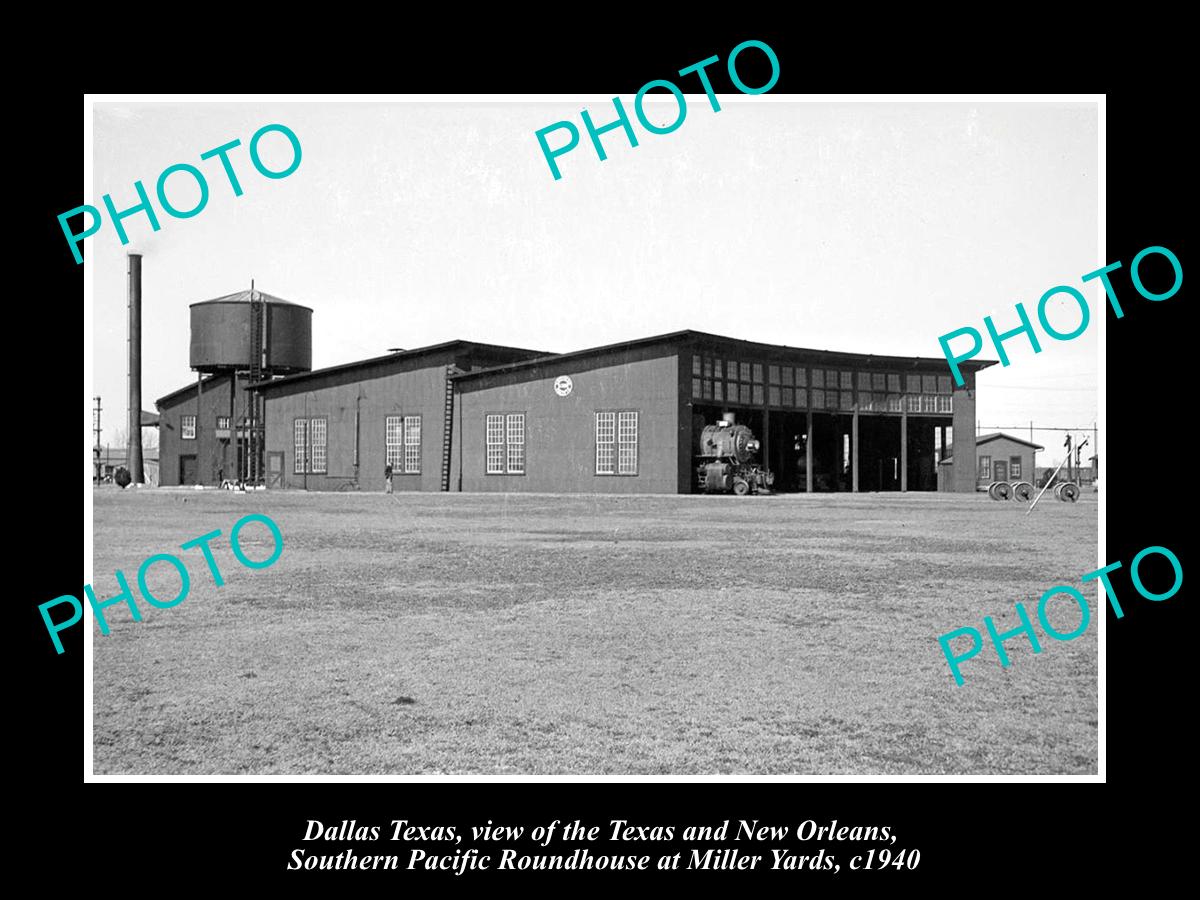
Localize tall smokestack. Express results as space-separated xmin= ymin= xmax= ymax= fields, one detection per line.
xmin=127 ymin=252 xmax=144 ymax=484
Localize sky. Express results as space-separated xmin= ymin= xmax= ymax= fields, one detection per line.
xmin=90 ymin=99 xmax=1098 ymax=466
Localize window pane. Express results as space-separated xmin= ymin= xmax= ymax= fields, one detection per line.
xmin=739 ymin=384 xmax=751 ymax=405
xmin=811 ymin=389 xmax=825 ymax=409
xmin=937 ymin=375 xmax=951 ymax=394
xmin=811 ymin=369 xmax=824 ymax=388
xmin=938 ymin=395 xmax=953 ymax=413
xmin=740 ymin=362 xmax=751 ymax=382
xmin=713 ymin=381 xmax=723 ymax=402
xmin=907 ymin=374 xmax=921 ymax=393
xmin=703 ymin=357 xmax=713 ymax=378
xmin=781 ymin=366 xmax=793 ymax=386
xmin=692 ymin=377 xmax=701 ymax=398
xmin=702 ymin=379 xmax=713 ymax=400
xmin=872 ymin=372 xmax=886 ymax=390
xmin=922 ymin=374 xmax=937 ymax=393
xmin=795 ymin=388 xmax=808 ymax=408
xmin=857 ymin=371 xmax=871 ymax=390
xmin=874 ymin=392 xmax=888 ymax=410
xmin=781 ymin=386 xmax=793 ymax=407
xmin=907 ymin=395 xmax=921 ymax=412
xmin=840 ymin=371 xmax=853 ymax=390
xmin=887 ymin=373 xmax=901 ymax=392
xmin=795 ymin=367 xmax=807 ymax=387
xmin=752 ymin=363 xmax=763 ymax=383
xmin=692 ymin=355 xmax=701 ymax=376
xmin=840 ymin=391 xmax=853 ymax=410
xmin=403 ymin=415 xmax=420 ymax=473
xmin=618 ymin=411 xmax=638 ymax=475
xmin=713 ymin=359 xmax=723 ymax=380
xmin=182 ymin=415 xmax=196 ymax=440
xmin=768 ymin=364 xmax=780 ymax=384
xmin=1010 ymin=456 xmax=1022 ymax=478
xmin=859 ymin=393 xmax=873 ymax=412
xmin=768 ymin=386 xmax=780 ymax=406
xmin=887 ymin=394 xmax=902 ymax=412
xmin=727 ymin=381 xmax=738 ymax=400
xmin=752 ymin=385 xmax=764 ymax=405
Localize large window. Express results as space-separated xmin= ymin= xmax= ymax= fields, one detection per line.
xmin=404 ymin=416 xmax=421 ymax=474
xmin=979 ymin=455 xmax=991 ymax=478
xmin=181 ymin=415 xmax=196 ymax=440
xmin=310 ymin=417 xmax=327 ymax=473
xmin=596 ymin=410 xmax=639 ymax=475
xmin=486 ymin=413 xmax=525 ymax=474
xmin=386 ymin=415 xmax=421 ymax=473
xmin=294 ymin=419 xmax=307 ymax=473
xmin=294 ymin=417 xmax=326 ymax=473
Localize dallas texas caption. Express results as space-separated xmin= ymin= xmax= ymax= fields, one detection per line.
xmin=289 ymin=819 xmax=917 ymax=873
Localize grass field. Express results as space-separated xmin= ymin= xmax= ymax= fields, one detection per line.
xmin=92 ymin=488 xmax=1098 ymax=775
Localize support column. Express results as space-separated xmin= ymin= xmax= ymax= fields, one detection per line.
xmin=762 ymin=407 xmax=770 ymax=476
xmin=852 ymin=409 xmax=859 ymax=493
xmin=900 ymin=408 xmax=908 ymax=492
xmin=805 ymin=409 xmax=813 ymax=493
xmin=195 ymin=372 xmax=203 ymax=486
xmin=229 ymin=372 xmax=236 ymax=482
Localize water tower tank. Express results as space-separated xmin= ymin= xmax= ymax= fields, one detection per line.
xmin=189 ymin=289 xmax=312 ymax=374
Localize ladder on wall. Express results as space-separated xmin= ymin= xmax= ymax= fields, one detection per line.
xmin=440 ymin=366 xmax=459 ymax=491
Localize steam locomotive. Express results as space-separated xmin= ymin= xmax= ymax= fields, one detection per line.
xmin=696 ymin=421 xmax=774 ymax=495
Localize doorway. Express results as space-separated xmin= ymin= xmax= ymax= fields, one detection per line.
xmin=179 ymin=454 xmax=197 ymax=485
xmin=993 ymin=459 xmax=1008 ymax=482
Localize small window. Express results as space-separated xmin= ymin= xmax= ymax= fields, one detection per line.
xmin=887 ymin=373 xmax=901 ymax=392
xmin=752 ymin=363 xmax=763 ymax=384
xmin=811 ymin=389 xmax=825 ymax=409
xmin=811 ymin=369 xmax=824 ymax=389
xmin=980 ymin=455 xmax=992 ymax=478
xmin=739 ymin=384 xmax=752 ymax=405
xmin=714 ymin=359 xmax=724 ymax=380
xmin=922 ymin=395 xmax=937 ymax=413
xmin=781 ymin=366 xmax=793 ymax=387
xmin=840 ymin=371 xmax=853 ymax=390
xmin=713 ymin=381 xmax=724 ymax=402
xmin=740 ymin=362 xmax=751 ymax=382
xmin=702 ymin=357 xmax=713 ymax=378
xmin=907 ymin=395 xmax=921 ymax=413
xmin=937 ymin=395 xmax=953 ymax=413
xmin=781 ymin=387 xmax=794 ymax=407
xmin=216 ymin=416 xmax=230 ymax=430
xmin=922 ymin=374 xmax=938 ymax=393
xmin=181 ymin=415 xmax=196 ymax=440
xmin=857 ymin=371 xmax=871 ymax=390
xmin=752 ymin=385 xmax=764 ymax=405
xmin=692 ymin=377 xmax=701 ymax=398
xmin=692 ymin=355 xmax=701 ymax=376
xmin=859 ymin=393 xmax=874 ymax=412
xmin=768 ymin=386 xmax=781 ymax=407
xmin=768 ymin=364 xmax=780 ymax=385
xmin=906 ymin=374 xmax=921 ymax=394
xmin=485 ymin=413 xmax=525 ymax=474
xmin=839 ymin=391 xmax=854 ymax=411
xmin=872 ymin=372 xmax=887 ymax=391
xmin=702 ymin=379 xmax=713 ymax=400
xmin=795 ymin=388 xmax=808 ymax=408
xmin=937 ymin=375 xmax=951 ymax=394
xmin=1010 ymin=456 xmax=1022 ymax=478
xmin=887 ymin=394 xmax=902 ymax=412
xmin=795 ymin=367 xmax=807 ymax=387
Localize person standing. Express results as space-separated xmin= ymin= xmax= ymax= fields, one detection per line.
xmin=384 ymin=462 xmax=394 ymax=494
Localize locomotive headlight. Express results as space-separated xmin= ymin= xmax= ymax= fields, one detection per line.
xmin=747 ymin=440 xmax=760 ymax=452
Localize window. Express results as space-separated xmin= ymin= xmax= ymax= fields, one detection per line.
xmin=597 ymin=411 xmax=638 ymax=475
xmin=740 ymin=362 xmax=751 ymax=382
xmin=310 ymin=417 xmax=327 ymax=473
xmin=872 ymin=372 xmax=887 ymax=391
xmin=781 ymin=387 xmax=793 ymax=407
xmin=506 ymin=414 xmax=524 ymax=473
xmin=840 ymin=371 xmax=853 ymax=390
xmin=907 ymin=395 xmax=921 ymax=413
xmin=795 ymin=367 xmax=807 ymax=387
xmin=486 ymin=415 xmax=505 ymax=474
xmin=768 ymin=386 xmax=781 ymax=407
xmin=937 ymin=375 xmax=951 ymax=394
xmin=403 ymin=416 xmax=421 ymax=473
xmin=1010 ymin=456 xmax=1022 ymax=478
xmin=216 ymin=416 xmax=230 ymax=430
xmin=857 ymin=371 xmax=871 ymax=390
xmin=937 ymin=395 xmax=953 ymax=413
xmin=294 ymin=419 xmax=307 ymax=473
xmin=752 ymin=363 xmax=763 ymax=384
xmin=811 ymin=389 xmax=825 ymax=409
xmin=752 ymin=385 xmax=764 ymax=405
xmin=921 ymin=395 xmax=937 ymax=413
xmin=906 ymin=374 xmax=921 ymax=394
xmin=739 ymin=384 xmax=752 ymax=405
xmin=811 ymin=369 xmax=824 ymax=389
xmin=485 ymin=413 xmax=524 ymax=474
xmin=839 ymin=390 xmax=854 ymax=411
xmin=618 ymin=411 xmax=638 ymax=475
xmin=768 ymin=364 xmax=780 ymax=384
xmin=795 ymin=388 xmax=808 ymax=408
xmin=980 ymin=455 xmax=991 ymax=478
xmin=922 ymin=374 xmax=938 ymax=394
xmin=692 ymin=354 xmax=701 ymax=376
xmin=887 ymin=373 xmax=901 ymax=392
xmin=887 ymin=394 xmax=903 ymax=412
xmin=181 ymin=415 xmax=196 ymax=440
xmin=386 ymin=416 xmax=404 ymax=470
xmin=781 ymin=366 xmax=793 ymax=386
xmin=713 ymin=381 xmax=723 ymax=402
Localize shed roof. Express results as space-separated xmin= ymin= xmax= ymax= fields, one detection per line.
xmin=450 ymin=329 xmax=999 ymax=383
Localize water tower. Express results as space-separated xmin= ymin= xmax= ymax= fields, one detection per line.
xmin=189 ymin=284 xmax=312 ymax=484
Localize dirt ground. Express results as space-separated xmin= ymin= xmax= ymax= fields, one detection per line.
xmin=91 ymin=488 xmax=1098 ymax=775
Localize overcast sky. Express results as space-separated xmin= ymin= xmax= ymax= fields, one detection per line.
xmin=90 ymin=99 xmax=1098 ymax=465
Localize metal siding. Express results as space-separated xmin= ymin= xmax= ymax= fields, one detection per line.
xmin=457 ymin=353 xmax=681 ymax=493
xmin=951 ymin=371 xmax=977 ymax=493
xmin=156 ymin=374 xmax=243 ymax=486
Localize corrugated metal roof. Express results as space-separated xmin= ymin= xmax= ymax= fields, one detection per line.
xmin=975 ymin=432 xmax=1045 ymax=450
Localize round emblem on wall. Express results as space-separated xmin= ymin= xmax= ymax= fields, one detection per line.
xmin=553 ymin=375 xmax=573 ymax=397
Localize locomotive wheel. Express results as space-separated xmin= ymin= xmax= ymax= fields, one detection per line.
xmin=1059 ymin=482 xmax=1080 ymax=502
xmin=732 ymin=479 xmax=750 ymax=496
xmin=989 ymin=481 xmax=1012 ymax=501
xmin=1011 ymin=481 xmax=1034 ymax=502
xmin=987 ymin=481 xmax=1001 ymax=500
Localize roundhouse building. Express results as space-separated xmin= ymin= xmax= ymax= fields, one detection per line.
xmin=450 ymin=331 xmax=995 ymax=494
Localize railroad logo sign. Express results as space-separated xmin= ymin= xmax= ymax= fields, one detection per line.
xmin=554 ymin=375 xmax=573 ymax=397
